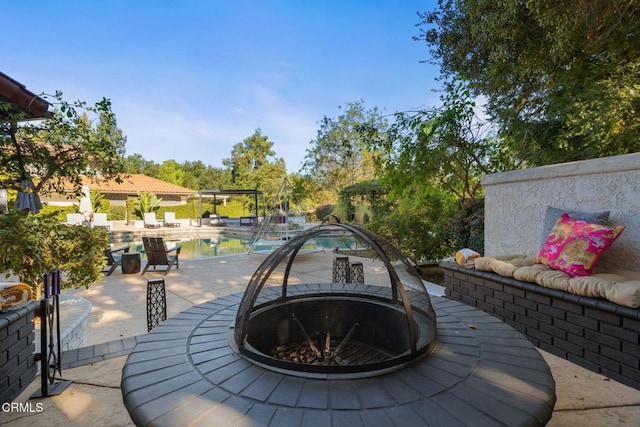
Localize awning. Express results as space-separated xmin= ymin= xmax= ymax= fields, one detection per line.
xmin=0 ymin=71 xmax=50 ymax=120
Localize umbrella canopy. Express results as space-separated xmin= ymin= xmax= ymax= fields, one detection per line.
xmin=79 ymin=185 xmax=92 ymax=220
xmin=15 ymin=177 xmax=42 ymax=213
xmin=0 ymin=189 xmax=7 ymax=213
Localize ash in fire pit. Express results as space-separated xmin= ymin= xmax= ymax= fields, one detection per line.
xmin=233 ymin=219 xmax=438 ymax=378
xmin=272 ymin=314 xmax=391 ymax=366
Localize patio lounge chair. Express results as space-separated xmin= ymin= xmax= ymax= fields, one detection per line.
xmin=144 ymin=212 xmax=163 ymax=228
xmin=163 ymin=212 xmax=181 ymax=228
xmin=141 ymin=237 xmax=181 ymax=275
xmin=92 ymin=213 xmax=112 ymax=230
xmin=66 ymin=213 xmax=84 ymax=226
xmin=102 ymin=245 xmax=130 ymax=276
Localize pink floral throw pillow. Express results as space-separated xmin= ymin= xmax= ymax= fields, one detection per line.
xmin=536 ymin=213 xmax=624 ymax=277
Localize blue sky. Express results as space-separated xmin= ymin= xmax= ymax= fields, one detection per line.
xmin=4 ymin=1 xmax=441 ymax=172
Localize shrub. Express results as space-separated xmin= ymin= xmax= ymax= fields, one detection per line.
xmin=368 ymin=210 xmax=452 ymax=262
xmin=315 ymin=204 xmax=335 ymax=222
xmin=0 ymin=212 xmax=109 ymax=294
xmin=40 ymin=204 xmax=75 ymax=222
xmin=132 ymin=192 xmax=162 ymax=219
xmin=91 ymin=190 xmax=108 ymax=213
xmin=109 ymin=204 xmax=127 ymax=220
xmin=443 ymin=199 xmax=485 ymax=254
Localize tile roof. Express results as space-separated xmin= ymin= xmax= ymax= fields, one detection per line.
xmin=76 ymin=174 xmax=196 ymax=196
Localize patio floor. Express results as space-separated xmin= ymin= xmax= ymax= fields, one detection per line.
xmin=5 ymin=251 xmax=640 ymax=426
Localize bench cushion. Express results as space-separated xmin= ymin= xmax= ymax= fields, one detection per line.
xmin=475 ymin=255 xmax=640 ymax=308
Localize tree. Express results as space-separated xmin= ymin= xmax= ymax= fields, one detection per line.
xmin=224 ymin=129 xmax=279 ymax=182
xmin=1 ymin=91 xmax=126 ymax=198
xmin=286 ymin=173 xmax=324 ymax=217
xmin=90 ymin=189 xmax=108 ymax=213
xmin=223 ymin=129 xmax=286 ymax=208
xmin=123 ymin=155 xmax=232 ymax=191
xmin=365 ymin=85 xmax=514 ymax=260
xmin=158 ymin=159 xmax=186 ymax=187
xmin=0 ymin=91 xmax=125 ymax=293
xmin=301 ymin=100 xmax=386 ymax=197
xmin=124 ymin=153 xmax=160 ymax=177
xmin=181 ymin=160 xmax=232 ymax=191
xmin=375 ymin=85 xmax=514 ymax=209
xmin=418 ymin=0 xmax=640 ymax=164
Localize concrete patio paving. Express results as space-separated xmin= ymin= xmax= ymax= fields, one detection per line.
xmin=3 ymin=252 xmax=640 ymax=426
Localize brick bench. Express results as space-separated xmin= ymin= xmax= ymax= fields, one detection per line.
xmin=441 ymin=261 xmax=640 ymax=390
xmin=0 ymin=301 xmax=39 ymax=403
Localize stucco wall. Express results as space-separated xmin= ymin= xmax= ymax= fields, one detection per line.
xmin=482 ymin=153 xmax=640 ymax=272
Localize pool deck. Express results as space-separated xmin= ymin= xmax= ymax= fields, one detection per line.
xmin=5 ymin=247 xmax=640 ymax=426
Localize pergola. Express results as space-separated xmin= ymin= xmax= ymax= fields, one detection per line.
xmin=197 ymin=189 xmax=263 ymax=220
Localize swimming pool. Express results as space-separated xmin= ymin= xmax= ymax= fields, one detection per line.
xmin=118 ymin=234 xmax=359 ymax=260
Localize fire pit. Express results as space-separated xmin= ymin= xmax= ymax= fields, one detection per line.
xmin=121 ymin=219 xmax=556 ymax=426
xmin=233 ymin=220 xmax=437 ymax=378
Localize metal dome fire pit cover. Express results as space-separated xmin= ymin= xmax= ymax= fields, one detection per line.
xmin=233 ymin=220 xmax=437 ymax=378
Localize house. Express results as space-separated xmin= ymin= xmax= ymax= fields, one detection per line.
xmin=42 ymin=174 xmax=197 ymax=207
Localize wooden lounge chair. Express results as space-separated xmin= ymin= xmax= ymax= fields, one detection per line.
xmin=144 ymin=212 xmax=163 ymax=228
xmin=102 ymin=245 xmax=130 ymax=276
xmin=141 ymin=237 xmax=181 ymax=275
xmin=163 ymin=212 xmax=181 ymax=228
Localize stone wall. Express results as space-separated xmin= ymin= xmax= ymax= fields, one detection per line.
xmin=34 ymin=295 xmax=91 ymax=355
xmin=482 ymin=153 xmax=640 ymax=272
xmin=0 ymin=301 xmax=39 ymax=403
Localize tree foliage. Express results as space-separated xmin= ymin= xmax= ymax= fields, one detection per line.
xmin=0 ymin=91 xmax=124 ymax=293
xmin=365 ymin=85 xmax=514 ymax=260
xmin=286 ymin=173 xmax=326 ymax=217
xmin=181 ymin=160 xmax=232 ymax=190
xmin=224 ymin=129 xmax=279 ymax=181
xmin=123 ymin=153 xmax=160 ymax=176
xmin=0 ymin=212 xmax=109 ymax=293
xmin=301 ymin=100 xmax=386 ymax=197
xmin=157 ymin=159 xmax=186 ymax=187
xmin=123 ymin=155 xmax=232 ymax=191
xmin=223 ymin=129 xmax=286 ymax=208
xmin=0 ymin=91 xmax=126 ymax=197
xmin=418 ymin=0 xmax=640 ymax=164
xmin=371 ymin=85 xmax=513 ymax=208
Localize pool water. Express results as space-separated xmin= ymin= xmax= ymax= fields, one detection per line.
xmin=121 ymin=234 xmax=360 ymax=260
